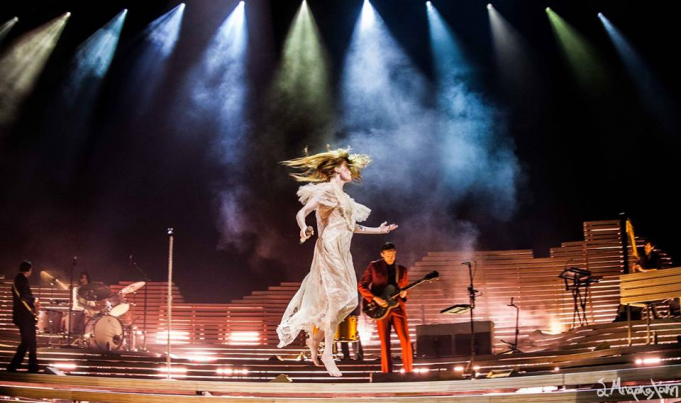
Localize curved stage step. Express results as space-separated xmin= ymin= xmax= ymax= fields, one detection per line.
xmin=1 ymin=363 xmax=680 ymax=401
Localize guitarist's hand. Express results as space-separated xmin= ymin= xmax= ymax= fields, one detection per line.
xmin=373 ymin=297 xmax=388 ymax=308
xmin=399 ymin=290 xmax=407 ymax=299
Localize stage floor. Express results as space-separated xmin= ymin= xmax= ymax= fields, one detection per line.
xmin=1 ymin=340 xmax=681 ymax=401
xmin=1 ymin=363 xmax=681 ymax=402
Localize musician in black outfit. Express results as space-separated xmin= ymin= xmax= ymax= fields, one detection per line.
xmin=7 ymin=260 xmax=40 ymax=373
xmin=633 ymin=241 xmax=662 ymax=272
xmin=634 ymin=241 xmax=680 ymax=316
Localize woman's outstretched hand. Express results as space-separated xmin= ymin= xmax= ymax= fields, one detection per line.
xmin=300 ymin=226 xmax=314 ymax=244
xmin=378 ymin=221 xmax=398 ymax=234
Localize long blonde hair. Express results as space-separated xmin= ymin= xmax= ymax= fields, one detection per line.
xmin=282 ymin=147 xmax=371 ymax=183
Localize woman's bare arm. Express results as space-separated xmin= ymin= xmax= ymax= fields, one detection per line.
xmin=297 ymin=196 xmax=320 ymax=242
xmin=354 ymin=221 xmax=398 ymax=234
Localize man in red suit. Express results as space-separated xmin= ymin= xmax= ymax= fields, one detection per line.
xmin=358 ymin=242 xmax=413 ymax=373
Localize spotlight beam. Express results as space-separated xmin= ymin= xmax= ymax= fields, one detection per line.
xmin=488 ymin=3 xmax=539 ymax=100
xmin=182 ymin=1 xmax=250 ymax=250
xmin=0 ymin=13 xmax=71 ymax=128
xmin=269 ymin=0 xmax=334 ymax=141
xmin=428 ymin=2 xmax=520 ymax=218
xmin=64 ymin=9 xmax=128 ymax=105
xmin=0 ymin=17 xmax=19 ymax=44
xmin=546 ymin=8 xmax=609 ymax=91
xmin=599 ymin=13 xmax=677 ymax=133
xmin=122 ymin=4 xmax=185 ymax=117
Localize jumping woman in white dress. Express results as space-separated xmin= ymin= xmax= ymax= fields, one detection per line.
xmin=277 ymin=147 xmax=398 ymax=377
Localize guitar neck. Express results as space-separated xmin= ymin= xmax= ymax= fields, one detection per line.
xmin=388 ymin=278 xmax=428 ymax=301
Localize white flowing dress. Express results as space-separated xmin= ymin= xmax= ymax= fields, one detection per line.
xmin=277 ymin=181 xmax=371 ymax=348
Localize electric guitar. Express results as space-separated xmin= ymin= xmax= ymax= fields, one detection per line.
xmin=363 ymin=271 xmax=439 ymax=320
xmin=12 ymin=284 xmax=40 ymax=321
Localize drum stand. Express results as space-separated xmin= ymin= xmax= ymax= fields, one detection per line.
xmin=130 ymin=257 xmax=150 ymax=352
xmin=67 ymin=316 xmax=90 ymax=349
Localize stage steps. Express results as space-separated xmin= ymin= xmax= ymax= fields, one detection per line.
xmin=0 ymin=218 xmax=676 ymax=371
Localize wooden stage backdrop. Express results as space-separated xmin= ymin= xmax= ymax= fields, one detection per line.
xmin=0 ymin=219 xmax=673 ymax=360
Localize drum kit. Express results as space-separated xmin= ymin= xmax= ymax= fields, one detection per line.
xmin=38 ymin=281 xmax=146 ymax=352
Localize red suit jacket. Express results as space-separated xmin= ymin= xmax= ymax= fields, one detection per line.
xmin=358 ymin=259 xmax=409 ymax=309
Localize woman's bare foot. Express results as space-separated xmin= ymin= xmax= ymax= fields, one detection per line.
xmin=321 ymin=354 xmax=342 ymax=377
xmin=306 ymin=338 xmax=321 ymax=366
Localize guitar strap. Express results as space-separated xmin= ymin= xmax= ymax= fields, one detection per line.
xmin=12 ymin=283 xmax=37 ymax=321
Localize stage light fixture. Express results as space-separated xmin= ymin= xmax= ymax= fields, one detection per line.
xmin=454 ymin=366 xmax=464 ymax=372
xmin=598 ymin=12 xmax=603 ymax=18
xmin=186 ymin=353 xmax=218 ymax=362
xmin=50 ymin=362 xmax=77 ymax=370
xmin=156 ymin=366 xmax=187 ymax=374
xmin=487 ymin=4 xmax=493 ymax=10
xmin=636 ymin=357 xmax=661 ymax=365
xmin=546 ymin=7 xmax=551 ymax=12
xmin=227 ymin=331 xmax=261 ymax=345
xmin=426 ymin=1 xmax=432 ymax=6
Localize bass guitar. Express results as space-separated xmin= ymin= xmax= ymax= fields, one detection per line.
xmin=363 ymin=271 xmax=439 ymax=320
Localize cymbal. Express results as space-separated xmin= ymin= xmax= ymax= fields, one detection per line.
xmin=39 ymin=271 xmax=69 ymax=290
xmin=40 ymin=271 xmax=56 ymax=282
xmin=120 ymin=281 xmax=146 ymax=295
xmin=78 ymin=282 xmax=111 ymax=301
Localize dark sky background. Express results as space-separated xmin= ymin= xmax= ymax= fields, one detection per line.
xmin=0 ymin=0 xmax=679 ymax=302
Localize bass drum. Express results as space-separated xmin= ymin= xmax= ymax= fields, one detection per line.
xmin=334 ymin=315 xmax=358 ymax=342
xmin=85 ymin=315 xmax=124 ymax=351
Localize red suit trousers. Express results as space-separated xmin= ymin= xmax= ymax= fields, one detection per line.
xmin=376 ymin=307 xmax=413 ymax=373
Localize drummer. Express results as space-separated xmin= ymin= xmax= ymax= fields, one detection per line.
xmin=73 ymin=272 xmax=94 ymax=312
xmin=63 ymin=272 xmax=94 ymax=333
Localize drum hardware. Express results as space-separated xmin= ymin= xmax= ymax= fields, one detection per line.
xmin=121 ymin=316 xmax=142 ymax=351
xmin=333 ymin=315 xmax=364 ymax=360
xmin=129 ymin=255 xmax=150 ymax=352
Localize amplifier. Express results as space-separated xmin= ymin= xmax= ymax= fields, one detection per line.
xmin=416 ymin=322 xmax=494 ymax=358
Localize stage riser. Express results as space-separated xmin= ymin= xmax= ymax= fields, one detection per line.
xmin=0 ymin=220 xmax=675 ymax=363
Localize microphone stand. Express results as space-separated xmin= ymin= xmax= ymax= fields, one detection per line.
xmin=130 ymin=255 xmax=150 ymax=352
xmin=67 ymin=256 xmax=77 ymax=346
xmin=500 ymin=297 xmax=522 ymax=354
xmin=462 ymin=261 xmax=478 ymax=376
